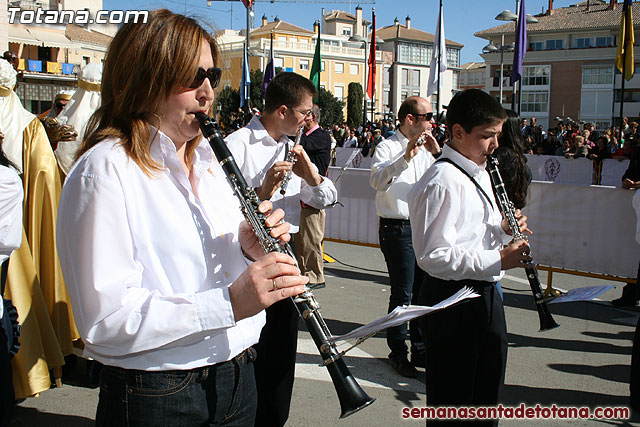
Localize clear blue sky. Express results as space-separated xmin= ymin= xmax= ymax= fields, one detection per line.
xmin=103 ymin=0 xmax=583 ymax=64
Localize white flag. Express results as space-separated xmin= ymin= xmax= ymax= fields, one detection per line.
xmin=427 ymin=4 xmax=447 ymax=97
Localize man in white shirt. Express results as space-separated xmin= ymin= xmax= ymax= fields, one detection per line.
xmin=225 ymin=72 xmax=337 ymax=427
xmin=343 ymin=127 xmax=358 ymax=148
xmin=369 ymin=96 xmax=441 ymax=378
xmin=408 ymin=89 xmax=531 ymax=422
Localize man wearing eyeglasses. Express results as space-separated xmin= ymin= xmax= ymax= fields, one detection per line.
xmin=369 ymin=96 xmax=441 ymax=378
xmin=225 ymin=72 xmax=337 ymax=427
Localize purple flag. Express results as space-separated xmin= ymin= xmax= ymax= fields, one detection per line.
xmin=262 ymin=33 xmax=275 ymax=99
xmin=511 ymin=0 xmax=526 ymax=85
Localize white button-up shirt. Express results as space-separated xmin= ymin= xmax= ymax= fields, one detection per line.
xmin=408 ymin=144 xmax=511 ymax=282
xmin=0 ymin=165 xmax=22 ymax=266
xmin=0 ymin=165 xmax=22 ymax=319
xmin=57 ymin=129 xmax=264 ymax=370
xmin=370 ymin=129 xmax=436 ymax=220
xmin=225 ymin=115 xmax=337 ymax=233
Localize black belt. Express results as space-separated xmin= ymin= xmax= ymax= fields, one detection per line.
xmin=380 ymin=217 xmax=410 ymax=226
xmin=102 ymin=347 xmax=257 ymax=383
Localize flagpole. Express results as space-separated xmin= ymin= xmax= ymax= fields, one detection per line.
xmin=245 ymin=1 xmax=251 ymax=111
xmin=436 ymin=0 xmax=442 ymax=115
xmin=515 ymin=0 xmax=521 ymax=114
xmin=370 ymin=8 xmax=376 ymax=124
xmin=362 ymin=43 xmax=367 ymax=129
xmin=620 ymin=48 xmax=626 ymax=134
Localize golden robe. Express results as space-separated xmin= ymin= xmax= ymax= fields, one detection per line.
xmin=4 ymin=118 xmax=80 ymax=398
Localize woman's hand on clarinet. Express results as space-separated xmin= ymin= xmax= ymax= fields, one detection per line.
xmin=229 ymin=252 xmax=308 ymax=321
xmin=239 ymin=200 xmax=291 ymax=261
xmin=500 ymin=240 xmax=533 ymax=270
xmin=256 ymin=162 xmax=292 ymax=200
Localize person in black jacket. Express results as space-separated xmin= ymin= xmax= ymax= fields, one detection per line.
xmin=295 ymin=104 xmax=331 ymax=290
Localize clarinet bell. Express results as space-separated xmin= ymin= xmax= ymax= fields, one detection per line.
xmin=327 ymin=358 xmax=376 ymax=418
xmin=536 ymin=304 xmax=559 ymax=331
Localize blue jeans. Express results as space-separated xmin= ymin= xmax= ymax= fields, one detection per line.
xmin=96 ymin=348 xmax=257 ymax=426
xmin=379 ymin=219 xmax=425 ymax=361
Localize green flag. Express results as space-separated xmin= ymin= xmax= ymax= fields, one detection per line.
xmin=309 ymin=20 xmax=321 ymax=96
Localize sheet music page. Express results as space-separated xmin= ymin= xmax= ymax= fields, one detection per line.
xmin=548 ymin=285 xmax=614 ymax=304
xmin=329 ymin=287 xmax=479 ymax=344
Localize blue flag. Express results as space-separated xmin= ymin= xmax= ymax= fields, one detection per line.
xmin=240 ymin=46 xmax=251 ymax=108
xmin=511 ymin=0 xmax=526 ymax=85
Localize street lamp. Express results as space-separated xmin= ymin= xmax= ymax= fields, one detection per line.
xmin=483 ymin=40 xmax=514 ymax=107
xmin=492 ymin=7 xmax=538 ymax=111
xmin=494 ymin=10 xmax=517 ymax=109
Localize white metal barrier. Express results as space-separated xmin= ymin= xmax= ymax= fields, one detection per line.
xmin=325 ymin=166 xmax=639 ymax=280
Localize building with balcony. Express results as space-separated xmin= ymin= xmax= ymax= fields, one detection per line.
xmin=217 ymin=10 xmax=385 ymax=120
xmin=5 ymin=0 xmax=113 ymax=114
xmin=376 ymin=16 xmax=463 ymax=116
xmin=459 ymin=62 xmax=487 ymax=91
xmin=475 ymin=0 xmax=640 ymax=130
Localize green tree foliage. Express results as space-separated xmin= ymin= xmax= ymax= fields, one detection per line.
xmin=216 ymin=69 xmax=265 ymax=129
xmin=249 ymin=68 xmax=264 ymax=110
xmin=317 ymin=87 xmax=344 ymax=128
xmin=347 ymin=82 xmax=363 ymax=128
xmin=216 ymin=86 xmax=239 ymax=129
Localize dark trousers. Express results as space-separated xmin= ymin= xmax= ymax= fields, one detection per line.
xmin=253 ymin=298 xmax=299 ymax=427
xmin=379 ymin=218 xmax=424 ymax=361
xmin=631 ymin=316 xmax=640 ymax=412
xmin=95 ymin=348 xmax=257 ymax=427
xmin=419 ymin=274 xmax=507 ymax=426
xmin=629 ymin=261 xmax=640 ymax=410
xmin=620 ymin=262 xmax=640 ymax=302
xmin=0 ymin=325 xmax=13 ymax=427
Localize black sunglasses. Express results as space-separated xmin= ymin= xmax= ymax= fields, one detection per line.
xmin=190 ymin=67 xmax=222 ymax=89
xmin=413 ymin=112 xmax=434 ymax=121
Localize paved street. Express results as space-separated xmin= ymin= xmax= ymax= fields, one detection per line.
xmin=11 ymin=240 xmax=640 ymax=426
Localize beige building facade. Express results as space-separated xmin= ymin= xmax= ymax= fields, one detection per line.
xmin=5 ymin=0 xmax=112 ymax=114
xmin=216 ymin=10 xmax=385 ymax=120
xmin=476 ymin=0 xmax=640 ymax=130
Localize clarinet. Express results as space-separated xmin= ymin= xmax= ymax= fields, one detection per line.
xmin=196 ymin=113 xmax=375 ymax=418
xmin=279 ymin=127 xmax=303 ymax=195
xmin=486 ymin=155 xmax=559 ymax=331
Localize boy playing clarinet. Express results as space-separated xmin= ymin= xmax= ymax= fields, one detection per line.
xmin=408 ymin=89 xmax=532 ymax=425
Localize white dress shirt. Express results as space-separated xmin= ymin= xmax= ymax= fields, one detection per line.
xmin=57 ymin=129 xmax=264 ymax=371
xmin=343 ymin=136 xmax=358 ymax=148
xmin=225 ymin=115 xmax=337 ymax=233
xmin=0 ymin=166 xmax=22 ymax=319
xmin=370 ymin=129 xmax=436 ymax=220
xmin=408 ymin=144 xmax=511 ymax=282
xmin=0 ymin=165 xmax=22 ymax=267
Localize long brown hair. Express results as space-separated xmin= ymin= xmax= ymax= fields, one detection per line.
xmin=78 ymin=9 xmax=219 ymax=175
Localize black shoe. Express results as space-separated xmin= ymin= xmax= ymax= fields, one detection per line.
xmin=308 ymin=282 xmax=325 ymax=290
xmin=410 ymin=351 xmax=425 ymax=369
xmin=391 ymin=358 xmax=418 ymax=378
xmin=612 ymin=297 xmax=639 ymax=307
xmin=612 ymin=284 xmax=639 ymax=306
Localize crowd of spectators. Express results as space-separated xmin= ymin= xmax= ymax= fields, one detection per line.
xmin=216 ymin=106 xmax=639 ymax=168
xmin=518 ymin=116 xmax=639 ymax=163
